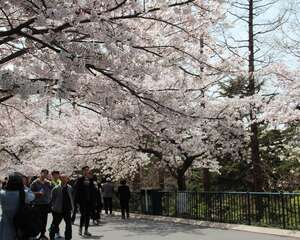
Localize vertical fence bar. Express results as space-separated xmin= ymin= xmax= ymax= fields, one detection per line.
xmin=196 ymin=192 xmax=199 ymax=220
xmin=297 ymin=194 xmax=300 ymax=229
xmin=296 ymin=194 xmax=299 ymax=229
xmin=219 ymin=193 xmax=223 ymax=222
xmin=267 ymin=194 xmax=270 ymax=226
xmin=168 ymin=192 xmax=171 ymax=217
xmin=175 ymin=191 xmax=178 ymax=218
xmin=247 ymin=192 xmax=251 ymax=225
xmin=281 ymin=192 xmax=286 ymax=229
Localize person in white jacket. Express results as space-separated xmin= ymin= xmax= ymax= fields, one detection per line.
xmin=102 ymin=178 xmax=114 ymax=215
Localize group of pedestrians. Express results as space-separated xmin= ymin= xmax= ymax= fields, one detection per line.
xmin=0 ymin=166 xmax=131 ymax=240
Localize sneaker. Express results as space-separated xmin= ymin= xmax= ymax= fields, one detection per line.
xmin=55 ymin=233 xmax=62 ymax=239
xmin=79 ymin=228 xmax=83 ymax=236
xmin=84 ymin=231 xmax=92 ymax=237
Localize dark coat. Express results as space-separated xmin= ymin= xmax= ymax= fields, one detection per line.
xmin=51 ymin=185 xmax=74 ymax=213
xmin=74 ymin=177 xmax=96 ymax=206
xmin=117 ymin=185 xmax=131 ymax=202
xmin=94 ymin=182 xmax=103 ymax=209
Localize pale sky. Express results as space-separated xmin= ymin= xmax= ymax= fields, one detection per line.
xmin=220 ymin=0 xmax=298 ymax=69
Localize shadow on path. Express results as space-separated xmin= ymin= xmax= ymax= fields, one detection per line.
xmin=103 ymin=217 xmax=207 ymax=237
xmin=95 ymin=216 xmax=297 ymax=240
xmin=57 ymin=215 xmax=298 ymax=240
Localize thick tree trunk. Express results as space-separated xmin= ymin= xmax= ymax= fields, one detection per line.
xmin=158 ymin=167 xmax=165 ymax=189
xmin=248 ymin=2 xmax=265 ymax=223
xmin=250 ymin=121 xmax=264 ymax=191
xmin=248 ymin=0 xmax=264 ymax=192
xmin=203 ymin=168 xmax=212 ymax=219
xmin=177 ymin=173 xmax=187 ymax=191
xmin=203 ymin=168 xmax=211 ymax=192
xmin=132 ymin=165 xmax=142 ymax=191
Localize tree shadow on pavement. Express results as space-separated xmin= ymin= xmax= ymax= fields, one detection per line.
xmin=104 ymin=217 xmax=207 ymax=237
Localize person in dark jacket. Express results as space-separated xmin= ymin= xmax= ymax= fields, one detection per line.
xmin=74 ymin=166 xmax=96 ymax=236
xmin=70 ymin=178 xmax=78 ymax=224
xmin=50 ymin=170 xmax=62 ymax=239
xmin=49 ymin=175 xmax=74 ymax=240
xmin=91 ymin=175 xmax=103 ymax=225
xmin=117 ymin=180 xmax=131 ymax=219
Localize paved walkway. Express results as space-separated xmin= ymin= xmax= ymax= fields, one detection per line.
xmin=68 ymin=215 xmax=298 ymax=240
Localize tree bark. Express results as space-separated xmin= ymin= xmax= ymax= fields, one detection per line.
xmin=158 ymin=167 xmax=165 ymax=189
xmin=248 ymin=0 xmax=264 ymax=192
xmin=203 ymin=168 xmax=211 ymax=192
xmin=177 ymin=173 xmax=187 ymax=191
xmin=250 ymin=120 xmax=264 ymax=191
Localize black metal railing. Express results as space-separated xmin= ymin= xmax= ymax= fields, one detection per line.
xmin=113 ymin=191 xmax=300 ymax=230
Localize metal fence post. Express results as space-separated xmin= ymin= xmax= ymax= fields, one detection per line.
xmin=175 ymin=191 xmax=178 ymax=217
xmin=196 ymin=192 xmax=199 ymax=220
xmin=281 ymin=192 xmax=286 ymax=229
xmin=219 ymin=193 xmax=223 ymax=222
xmin=247 ymin=192 xmax=251 ymax=225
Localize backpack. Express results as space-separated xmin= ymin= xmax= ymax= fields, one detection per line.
xmin=14 ymin=204 xmax=42 ymax=238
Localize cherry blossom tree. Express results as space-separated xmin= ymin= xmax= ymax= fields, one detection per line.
xmin=0 ymin=0 xmax=225 ymax=110
xmin=0 ymin=0 xmax=232 ymax=181
xmin=1 ymin=0 xmax=298 ymax=193
xmin=66 ymin=90 xmax=246 ymax=190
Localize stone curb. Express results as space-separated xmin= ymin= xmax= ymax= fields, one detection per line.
xmin=113 ymin=211 xmax=300 ymax=239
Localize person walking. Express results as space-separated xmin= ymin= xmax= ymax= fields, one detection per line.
xmin=21 ymin=174 xmax=35 ymax=202
xmin=91 ymin=175 xmax=102 ymax=225
xmin=0 ymin=174 xmax=35 ymax=240
xmin=74 ymin=166 xmax=95 ymax=236
xmin=50 ymin=170 xmax=62 ymax=239
xmin=70 ymin=178 xmax=78 ymax=224
xmin=49 ymin=175 xmax=74 ymax=240
xmin=102 ymin=177 xmax=114 ymax=215
xmin=117 ymin=180 xmax=131 ymax=219
xmin=30 ymin=169 xmax=52 ymax=240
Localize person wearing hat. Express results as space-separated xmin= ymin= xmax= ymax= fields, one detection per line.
xmin=102 ymin=177 xmax=114 ymax=215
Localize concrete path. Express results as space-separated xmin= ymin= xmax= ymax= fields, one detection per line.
xmin=68 ymin=215 xmax=298 ymax=240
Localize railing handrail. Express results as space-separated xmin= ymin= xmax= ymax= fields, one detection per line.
xmin=134 ymin=191 xmax=300 ymax=195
